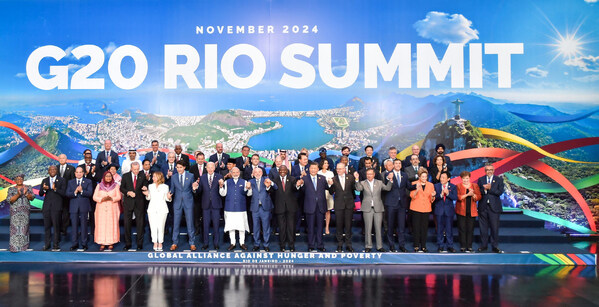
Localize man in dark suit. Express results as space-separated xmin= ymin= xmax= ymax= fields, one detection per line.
xmin=291 ymin=152 xmax=309 ymax=233
xmin=78 ymin=155 xmax=99 ymax=235
xmin=191 ymin=151 xmax=207 ymax=236
xmin=141 ymin=160 xmax=153 ymax=183
xmin=243 ymin=154 xmax=266 ymax=180
xmin=147 ymin=140 xmax=166 ymax=173
xmin=174 ymin=144 xmax=190 ymax=170
xmin=96 ymin=139 xmax=120 ymax=176
xmin=403 ymin=154 xmax=422 ymax=185
xmin=338 ymin=156 xmax=356 ymax=175
xmin=358 ymin=145 xmax=379 ymax=171
xmin=120 ymin=161 xmax=148 ymax=250
xmin=236 ymin=145 xmax=251 ymax=173
xmin=299 ymin=162 xmax=332 ymax=252
xmin=169 ymin=160 xmax=199 ymax=251
xmin=209 ymin=142 xmax=230 ymax=174
xmin=429 ymin=144 xmax=453 ymax=172
xmin=477 ymin=164 xmax=505 ymax=253
xmin=271 ymin=165 xmax=300 ymax=251
xmin=358 ymin=157 xmax=382 ymax=181
xmin=268 ymin=155 xmax=283 ymax=180
xmin=249 ymin=168 xmax=277 ymax=251
xmin=402 ymin=144 xmax=427 ymax=169
xmin=328 ymin=162 xmax=356 ymax=252
xmin=39 ymin=165 xmax=66 ymax=251
xmin=161 ymin=152 xmax=177 ymax=184
xmin=220 ymin=158 xmax=236 ymax=178
xmin=57 ymin=154 xmax=75 ymax=235
xmin=196 ymin=162 xmax=223 ymax=250
xmin=66 ymin=166 xmax=94 ymax=251
xmin=383 ymin=159 xmax=410 ymax=252
xmin=434 ymin=172 xmax=458 ymax=253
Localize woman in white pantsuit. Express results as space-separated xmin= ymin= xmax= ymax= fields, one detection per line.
xmin=143 ymin=171 xmax=171 ymax=251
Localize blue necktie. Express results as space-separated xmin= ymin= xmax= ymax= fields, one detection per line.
xmin=312 ymin=176 xmax=317 ymax=190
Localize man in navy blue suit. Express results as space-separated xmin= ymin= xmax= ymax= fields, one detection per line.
xmin=236 ymin=145 xmax=252 ymax=173
xmin=299 ymin=162 xmax=332 ymax=252
xmin=291 ymin=152 xmax=309 ymax=233
xmin=196 ymin=162 xmax=223 ymax=250
xmin=66 ymin=166 xmax=94 ymax=251
xmin=382 ymin=159 xmax=410 ymax=252
xmin=477 ymin=164 xmax=505 ymax=253
xmin=209 ymin=143 xmax=230 ymax=174
xmin=243 ymin=154 xmax=266 ymax=180
xmin=169 ymin=160 xmax=198 ymax=251
xmin=147 ymin=140 xmax=166 ymax=173
xmin=96 ymin=139 xmax=120 ymax=176
xmin=249 ymin=168 xmax=277 ymax=251
xmin=434 ymin=172 xmax=458 ymax=253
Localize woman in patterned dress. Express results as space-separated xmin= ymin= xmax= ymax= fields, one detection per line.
xmin=92 ymin=171 xmax=122 ymax=251
xmin=6 ymin=174 xmax=35 ymax=252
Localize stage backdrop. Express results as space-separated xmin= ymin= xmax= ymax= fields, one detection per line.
xmin=0 ymin=0 xmax=597 ymax=232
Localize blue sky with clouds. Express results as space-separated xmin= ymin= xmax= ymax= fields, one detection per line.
xmin=0 ymin=0 xmax=597 ymax=114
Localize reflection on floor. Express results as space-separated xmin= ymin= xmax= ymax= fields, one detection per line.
xmin=0 ymin=263 xmax=597 ymax=306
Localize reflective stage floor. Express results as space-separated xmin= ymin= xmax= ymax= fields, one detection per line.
xmin=0 ymin=263 xmax=597 ymax=306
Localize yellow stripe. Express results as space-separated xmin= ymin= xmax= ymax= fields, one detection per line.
xmin=553 ymin=254 xmax=575 ymax=266
xmin=479 ymin=128 xmax=598 ymax=164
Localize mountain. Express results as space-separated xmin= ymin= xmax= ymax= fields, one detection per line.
xmin=340 ymin=96 xmax=366 ymax=110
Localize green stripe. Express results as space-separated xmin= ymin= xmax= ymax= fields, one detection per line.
xmin=534 ymin=254 xmax=560 ymax=265
xmin=522 ymin=209 xmax=594 ymax=234
xmin=505 ymin=173 xmax=599 ymax=193
xmin=546 ymin=254 xmax=566 ymax=265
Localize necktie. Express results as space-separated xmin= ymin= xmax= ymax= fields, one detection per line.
xmin=257 ymin=179 xmax=260 ymax=191
xmin=443 ymin=184 xmax=447 ymax=201
xmin=170 ymin=164 xmax=173 ymax=171
xmin=281 ymin=177 xmax=286 ymax=191
xmin=50 ymin=178 xmax=54 ymax=190
xmin=180 ymin=174 xmax=184 ymax=186
xmin=60 ymin=165 xmax=65 ymax=177
xmin=199 ymin=165 xmax=203 ymax=175
xmin=487 ymin=177 xmax=491 ymax=184
xmin=106 ymin=151 xmax=109 ymax=159
xmin=133 ymin=175 xmax=137 ymax=189
xmin=176 ymin=155 xmax=180 ymax=162
xmin=209 ymin=175 xmax=212 ymax=188
xmin=312 ymin=176 xmax=317 ymax=190
xmin=340 ymin=176 xmax=345 ymax=190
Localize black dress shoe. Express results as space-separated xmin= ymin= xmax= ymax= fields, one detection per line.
xmin=202 ymin=244 xmax=209 ymax=250
xmin=70 ymin=245 xmax=78 ymax=251
xmin=82 ymin=245 xmax=88 ymax=251
xmin=137 ymin=247 xmax=143 ymax=251
xmin=318 ymin=248 xmax=326 ymax=252
xmin=460 ymin=248 xmax=466 ymax=252
xmin=389 ymin=246 xmax=396 ymax=252
xmin=336 ymin=246 xmax=343 ymax=253
xmin=43 ymin=245 xmax=51 ymax=251
xmin=399 ymin=247 xmax=407 ymax=253
xmin=264 ymin=247 xmax=270 ymax=252
xmin=414 ymin=247 xmax=420 ymax=253
xmin=253 ymin=246 xmax=260 ymax=251
xmin=492 ymin=247 xmax=504 ymax=254
xmin=123 ymin=246 xmax=131 ymax=251
xmin=467 ymin=248 xmax=473 ymax=253
xmin=290 ymin=246 xmax=295 ymax=252
xmin=448 ymin=247 xmax=456 ymax=253
xmin=346 ymin=246 xmax=354 ymax=252
xmin=227 ymin=244 xmax=236 ymax=251
xmin=308 ymin=248 xmax=314 ymax=252
xmin=477 ymin=247 xmax=488 ymax=253
xmin=214 ymin=245 xmax=219 ymax=250
xmin=241 ymin=244 xmax=248 ymax=250
xmin=364 ymin=248 xmax=372 ymax=253
xmin=280 ymin=246 xmax=286 ymax=251
xmin=438 ymin=248 xmax=444 ymax=253
xmin=377 ymin=248 xmax=386 ymax=252
xmin=421 ymin=247 xmax=428 ymax=253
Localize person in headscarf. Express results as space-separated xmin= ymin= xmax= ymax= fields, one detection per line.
xmin=121 ymin=148 xmax=141 ymax=175
xmin=6 ymin=174 xmax=35 ymax=252
xmin=92 ymin=171 xmax=122 ymax=251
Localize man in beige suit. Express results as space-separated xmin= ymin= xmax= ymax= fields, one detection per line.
xmin=355 ymin=169 xmax=393 ymax=252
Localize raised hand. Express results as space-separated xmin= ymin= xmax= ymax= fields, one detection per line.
xmin=141 ymin=186 xmax=148 ymax=191
xmin=387 ymin=172 xmax=394 ymax=181
xmin=167 ymin=170 xmax=173 ymax=178
xmin=264 ymin=178 xmax=272 ymax=187
xmin=297 ymin=179 xmax=304 ymax=186
xmin=245 ymin=181 xmax=252 ymax=190
xmin=42 ymin=183 xmax=49 ymax=190
xmin=107 ymin=155 xmax=112 ymax=164
xmin=151 ymin=155 xmax=157 ymax=165
xmin=218 ymin=179 xmax=225 ymax=188
xmin=353 ymin=171 xmax=359 ymax=180
xmin=192 ymin=181 xmax=199 ymax=190
xmin=301 ymin=170 xmax=306 ymax=177
xmin=327 ymin=178 xmax=334 ymax=185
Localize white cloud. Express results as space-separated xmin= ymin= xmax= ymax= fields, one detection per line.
xmin=64 ymin=45 xmax=76 ymax=58
xmin=573 ymin=74 xmax=599 ymax=82
xmin=413 ymin=11 xmax=479 ymax=44
xmin=67 ymin=64 xmax=84 ymax=72
xmin=564 ymin=55 xmax=599 ymax=72
xmin=584 ymin=0 xmax=598 ymax=3
xmin=525 ymin=65 xmax=548 ymax=78
xmin=104 ymin=42 xmax=117 ymax=55
xmin=15 ymin=72 xmax=27 ymax=78
xmin=331 ymin=65 xmax=347 ymax=73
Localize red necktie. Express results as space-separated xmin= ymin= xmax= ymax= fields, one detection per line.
xmin=133 ymin=175 xmax=137 ymax=189
xmin=281 ymin=177 xmax=285 ymax=191
xmin=443 ymin=185 xmax=446 ymax=201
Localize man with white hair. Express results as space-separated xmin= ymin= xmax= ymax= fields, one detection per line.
xmin=96 ymin=139 xmax=120 ymax=175
xmin=56 ymin=154 xmax=75 ymax=235
xmin=220 ymin=167 xmax=252 ymax=251
xmin=248 ymin=167 xmax=277 ymax=251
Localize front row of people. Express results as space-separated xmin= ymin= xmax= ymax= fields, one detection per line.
xmin=13 ymin=159 xmax=504 ymax=253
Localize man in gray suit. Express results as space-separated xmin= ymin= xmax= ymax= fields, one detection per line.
xmin=354 ymin=169 xmax=393 ymax=252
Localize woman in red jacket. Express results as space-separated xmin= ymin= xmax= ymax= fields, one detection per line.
xmin=455 ymin=171 xmax=482 ymax=252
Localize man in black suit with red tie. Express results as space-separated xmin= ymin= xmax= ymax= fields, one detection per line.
xmin=39 ymin=166 xmax=66 ymax=251
xmin=477 ymin=164 xmax=505 ymax=253
xmin=120 ymin=161 xmax=148 ymax=250
xmin=328 ymin=162 xmax=356 ymax=252
xmin=271 ymin=165 xmax=300 ymax=251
